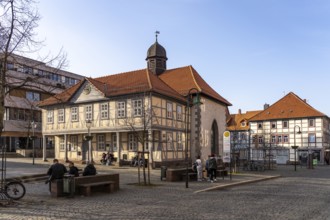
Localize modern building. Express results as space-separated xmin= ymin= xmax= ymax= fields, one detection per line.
xmin=0 ymin=54 xmax=83 ymax=157
xmin=248 ymin=92 xmax=330 ymax=165
xmin=38 ymin=38 xmax=231 ymax=167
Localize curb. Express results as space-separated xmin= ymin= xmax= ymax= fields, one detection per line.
xmin=194 ymin=175 xmax=281 ymax=193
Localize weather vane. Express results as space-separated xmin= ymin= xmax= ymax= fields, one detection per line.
xmin=155 ymin=31 xmax=160 ymax=41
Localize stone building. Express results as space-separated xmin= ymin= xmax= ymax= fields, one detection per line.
xmin=38 ymin=38 xmax=231 ymax=166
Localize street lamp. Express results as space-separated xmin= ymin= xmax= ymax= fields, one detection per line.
xmin=185 ymin=88 xmax=202 ymax=188
xmin=291 ymin=125 xmax=301 ymax=171
xmin=84 ymin=119 xmax=93 ymax=163
xmin=30 ymin=121 xmax=37 ymax=165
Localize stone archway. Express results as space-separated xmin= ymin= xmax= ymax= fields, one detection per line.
xmin=211 ymin=120 xmax=219 ymax=155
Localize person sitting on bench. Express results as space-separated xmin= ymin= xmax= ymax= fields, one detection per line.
xmin=83 ymin=162 xmax=97 ymax=176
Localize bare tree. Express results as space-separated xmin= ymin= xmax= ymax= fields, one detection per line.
xmin=125 ymin=93 xmax=154 ymax=185
xmin=0 ymin=0 xmax=67 ymax=137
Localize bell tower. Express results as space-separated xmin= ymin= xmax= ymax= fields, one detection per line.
xmin=146 ymin=31 xmax=167 ymax=75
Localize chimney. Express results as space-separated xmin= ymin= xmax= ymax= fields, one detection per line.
xmin=303 ymin=99 xmax=306 ymax=103
xmin=238 ymin=109 xmax=241 ymax=114
xmin=264 ymin=103 xmax=270 ymax=110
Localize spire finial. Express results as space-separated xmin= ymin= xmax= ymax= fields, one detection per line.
xmin=155 ymin=31 xmax=160 ymax=42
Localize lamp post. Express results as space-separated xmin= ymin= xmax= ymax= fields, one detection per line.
xmin=291 ymin=125 xmax=301 ymax=171
xmin=30 ymin=121 xmax=37 ymax=165
xmin=85 ymin=119 xmax=93 ymax=164
xmin=185 ymin=88 xmax=202 ymax=188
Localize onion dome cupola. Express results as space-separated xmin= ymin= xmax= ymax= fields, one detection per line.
xmin=146 ymin=31 xmax=168 ymax=75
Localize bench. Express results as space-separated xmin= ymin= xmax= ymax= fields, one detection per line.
xmin=74 ymin=174 xmax=120 ymax=196
xmin=78 ymin=181 xmax=115 ymax=196
xmin=181 ymin=172 xmax=197 ymax=180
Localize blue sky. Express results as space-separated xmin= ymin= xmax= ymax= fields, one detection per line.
xmin=33 ymin=0 xmax=330 ymax=115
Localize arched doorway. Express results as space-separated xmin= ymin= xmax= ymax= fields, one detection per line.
xmin=211 ymin=120 xmax=219 ymax=155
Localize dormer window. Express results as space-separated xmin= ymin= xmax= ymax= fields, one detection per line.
xmin=241 ymin=121 xmax=246 ymax=127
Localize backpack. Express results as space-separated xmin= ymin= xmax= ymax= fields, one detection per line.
xmin=192 ymin=162 xmax=197 ymax=173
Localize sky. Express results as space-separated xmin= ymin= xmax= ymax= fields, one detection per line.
xmin=31 ymin=0 xmax=330 ymax=116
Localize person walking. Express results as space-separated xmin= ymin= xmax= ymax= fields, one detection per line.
xmin=195 ymin=155 xmax=203 ymax=181
xmin=208 ymin=154 xmax=217 ymax=183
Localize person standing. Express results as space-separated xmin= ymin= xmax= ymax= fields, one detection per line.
xmin=68 ymin=161 xmax=79 ymax=177
xmin=46 ymin=159 xmax=67 ymax=191
xmin=208 ymin=154 xmax=217 ymax=183
xmin=195 ymin=155 xmax=203 ymax=181
xmin=205 ymin=155 xmax=210 ymax=181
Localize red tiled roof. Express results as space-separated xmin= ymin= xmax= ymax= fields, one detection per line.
xmin=227 ymin=110 xmax=261 ymax=131
xmin=92 ymin=69 xmax=185 ymax=101
xmin=38 ymin=80 xmax=84 ymax=107
xmin=159 ymin=66 xmax=231 ymax=106
xmin=39 ymin=66 xmax=231 ymax=107
xmin=250 ymin=92 xmax=326 ymax=121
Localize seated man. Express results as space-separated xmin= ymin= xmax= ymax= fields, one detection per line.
xmin=82 ymin=162 xmax=97 ymax=176
xmin=68 ymin=161 xmax=79 ymax=177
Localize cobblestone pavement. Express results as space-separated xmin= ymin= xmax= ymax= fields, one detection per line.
xmin=1 ymin=158 xmax=330 ymax=220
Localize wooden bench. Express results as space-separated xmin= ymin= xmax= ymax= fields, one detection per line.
xmin=78 ymin=181 xmax=115 ymax=196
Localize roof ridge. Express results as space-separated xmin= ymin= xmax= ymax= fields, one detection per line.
xmin=96 ymin=68 xmax=147 ymax=79
xmin=188 ymin=65 xmax=201 ymax=92
xmin=146 ymin=69 xmax=152 ymax=90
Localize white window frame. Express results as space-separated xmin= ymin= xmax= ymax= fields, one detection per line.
xmin=283 ymin=121 xmax=288 ymax=128
xmin=277 ymin=135 xmax=282 ymax=143
xmin=71 ymin=107 xmax=78 ymax=122
xmin=308 ymin=133 xmax=316 ymax=143
xmin=167 ymin=132 xmax=173 ymax=150
xmin=271 ymin=135 xmax=276 ymax=143
xmin=257 ymin=122 xmax=263 ymax=129
xmin=271 ymin=121 xmax=276 ymax=129
xmin=100 ymin=103 xmax=109 ymax=119
xmin=70 ymin=136 xmax=78 ymax=151
xmin=177 ymin=105 xmax=182 ymax=121
xmin=128 ymin=134 xmax=137 ymax=151
xmin=133 ymin=99 xmax=143 ymax=117
xmin=112 ymin=134 xmax=117 ymax=151
xmin=59 ymin=136 xmax=65 ymax=151
xmin=117 ymin=101 xmax=126 ymax=118
xmin=283 ymin=135 xmax=289 ymax=143
xmin=97 ymin=134 xmax=106 ymax=151
xmin=58 ymin=109 xmax=65 ymax=123
xmin=47 ymin=110 xmax=54 ymax=124
xmin=177 ymin=132 xmax=183 ymax=150
xmin=167 ymin=102 xmax=173 ymax=119
xmin=309 ymin=119 xmax=315 ymax=127
xmin=85 ymin=105 xmax=93 ymax=121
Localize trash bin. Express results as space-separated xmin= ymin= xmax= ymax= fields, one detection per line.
xmin=160 ymin=166 xmax=167 ymax=181
xmin=63 ymin=174 xmax=75 ymax=197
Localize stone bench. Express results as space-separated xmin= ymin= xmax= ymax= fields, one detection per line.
xmin=78 ymin=181 xmax=115 ymax=196
xmin=74 ymin=174 xmax=120 ymax=194
xmin=50 ymin=173 xmax=119 ymax=197
xmin=166 ymin=168 xmax=195 ymax=181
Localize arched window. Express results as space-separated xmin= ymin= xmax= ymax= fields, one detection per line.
xmin=211 ymin=120 xmax=219 ymax=155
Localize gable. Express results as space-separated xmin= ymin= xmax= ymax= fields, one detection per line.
xmin=72 ymin=81 xmax=107 ymax=103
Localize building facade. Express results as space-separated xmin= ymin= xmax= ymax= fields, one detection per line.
xmin=39 ymin=39 xmax=231 ymax=166
xmin=0 ymin=54 xmax=83 ymax=156
xmin=249 ymin=92 xmax=330 ymax=165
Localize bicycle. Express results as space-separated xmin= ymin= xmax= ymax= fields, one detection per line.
xmin=0 ymin=180 xmax=26 ymax=200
